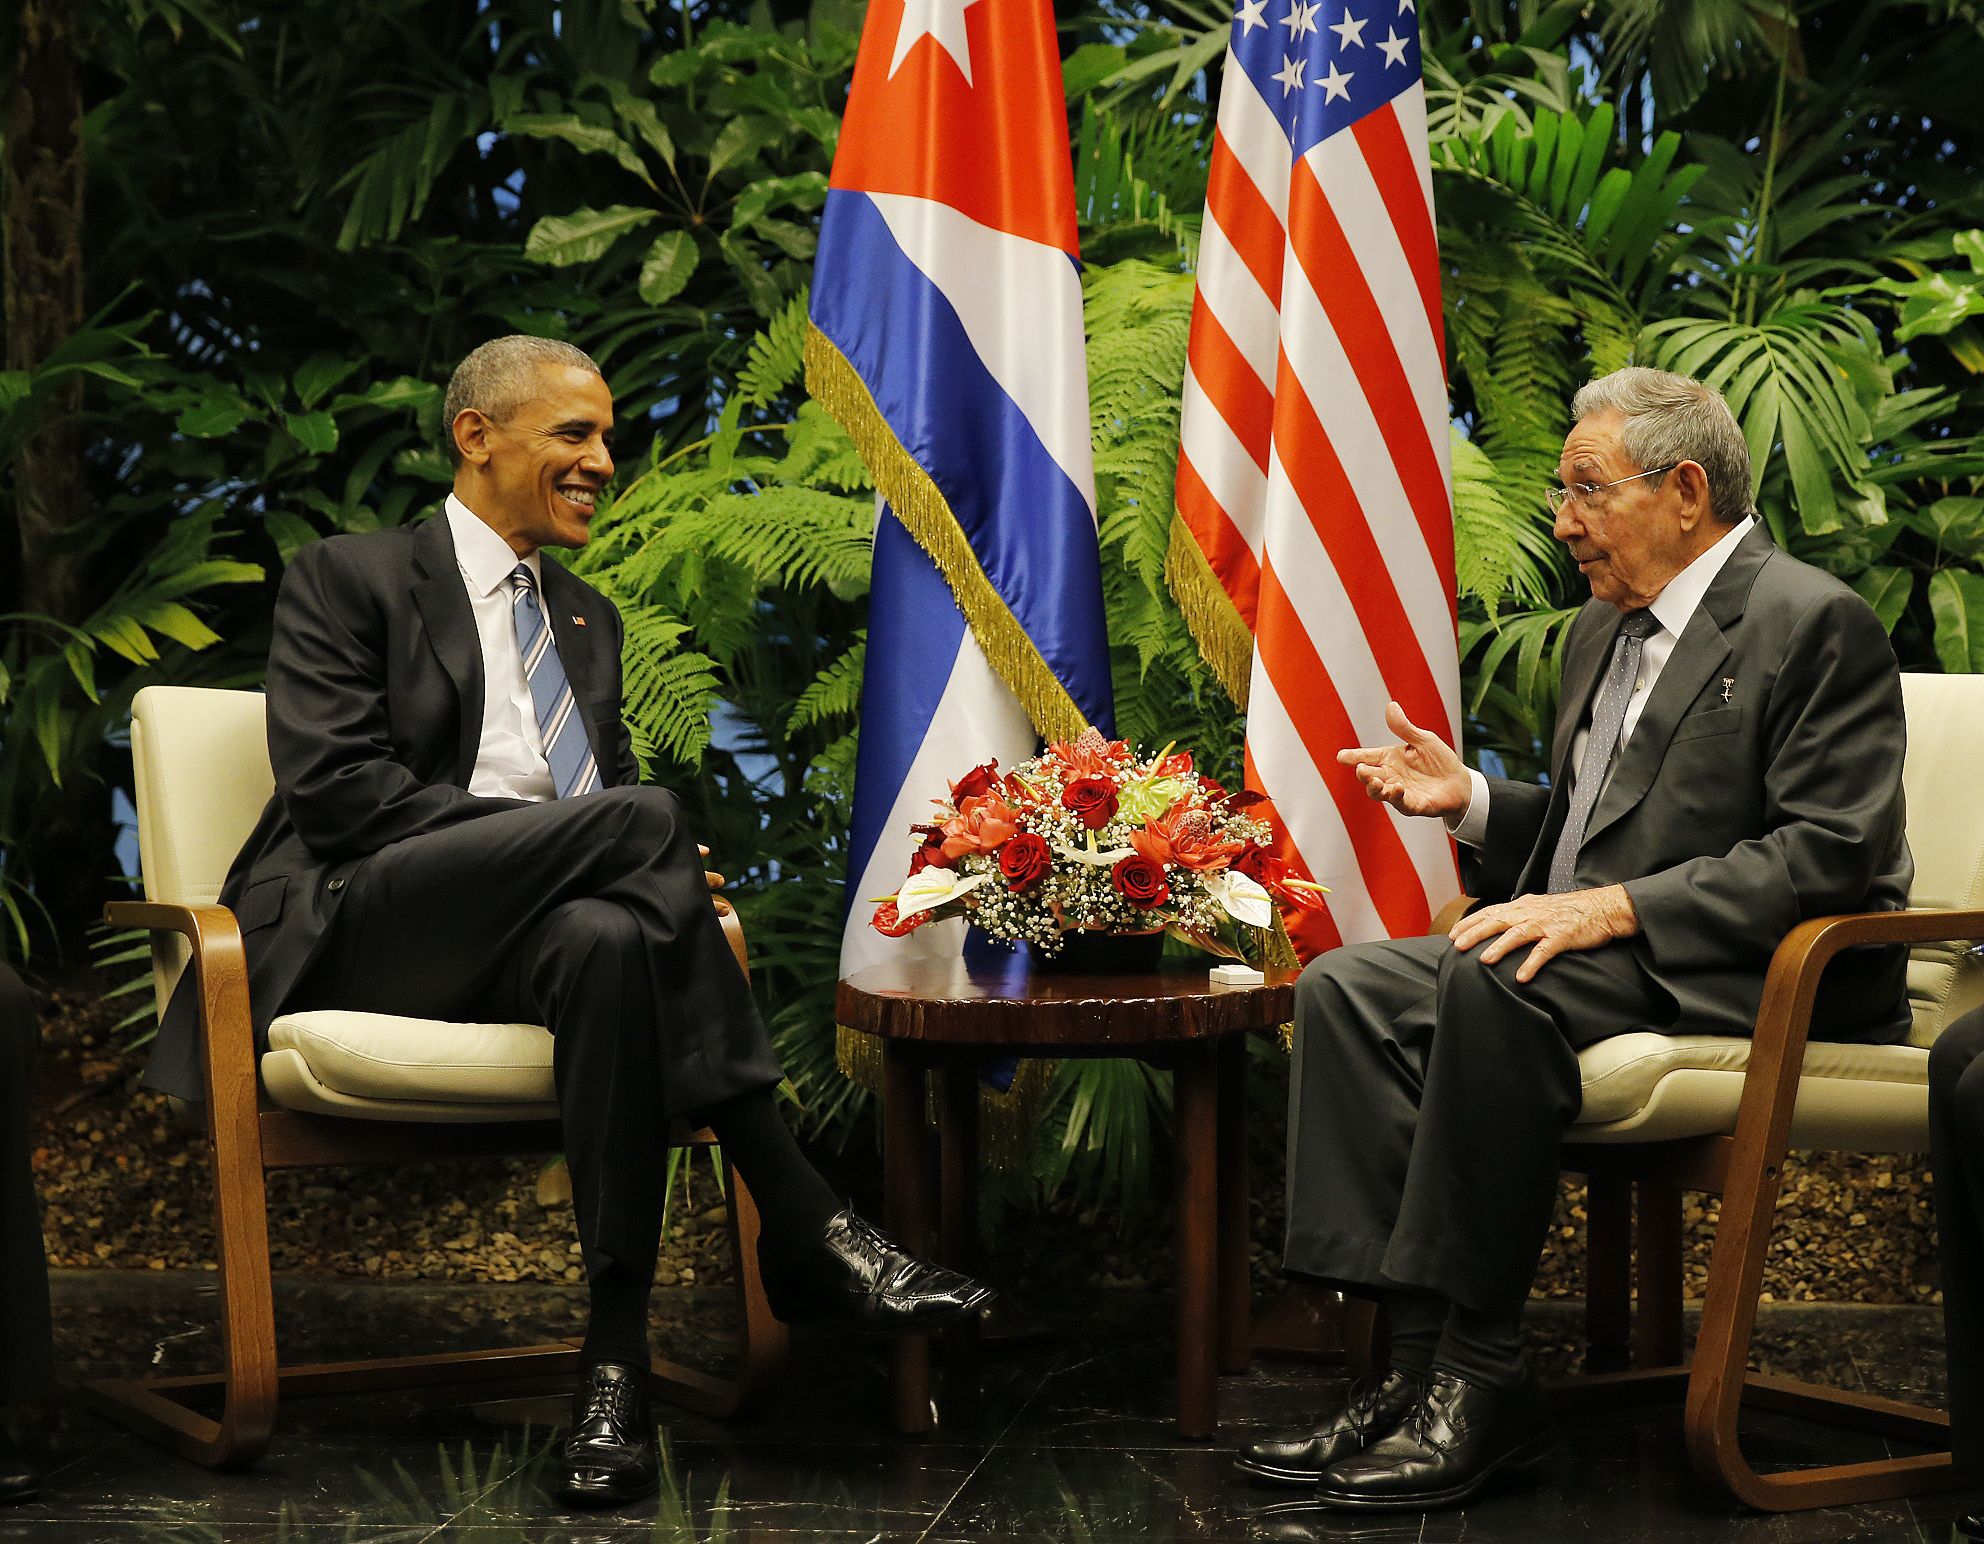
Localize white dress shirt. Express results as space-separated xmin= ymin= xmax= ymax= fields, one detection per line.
xmin=1449 ymin=516 xmax=1757 ymax=848
xmin=445 ymin=494 xmax=557 ymax=802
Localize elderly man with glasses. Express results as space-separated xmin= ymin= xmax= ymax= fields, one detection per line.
xmin=1238 ymin=366 xmax=1913 ymax=1516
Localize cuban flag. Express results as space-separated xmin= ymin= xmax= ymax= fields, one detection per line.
xmin=808 ymin=0 xmax=1116 ymax=983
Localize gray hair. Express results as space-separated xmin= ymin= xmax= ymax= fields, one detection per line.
xmin=442 ymin=335 xmax=603 ymax=466
xmin=1570 ymin=366 xmax=1754 ymax=524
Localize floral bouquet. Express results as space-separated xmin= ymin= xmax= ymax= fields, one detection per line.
xmin=870 ymin=727 xmax=1324 ymax=958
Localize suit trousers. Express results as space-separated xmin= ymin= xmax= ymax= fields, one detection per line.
xmin=0 ymin=965 xmax=53 ymax=1401
xmin=1283 ymin=933 xmax=1674 ymax=1319
xmin=1930 ymin=1008 xmax=1984 ymax=1477
xmin=294 ymin=785 xmax=783 ymax=1283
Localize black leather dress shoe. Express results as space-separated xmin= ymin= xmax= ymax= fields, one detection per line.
xmin=553 ymin=1362 xmax=659 ymax=1509
xmin=1309 ymin=1368 xmax=1553 ymax=1511
xmin=0 ymin=1438 xmax=39 ymax=1505
xmin=1235 ymin=1369 xmax=1424 ymax=1485
xmin=1956 ymin=1509 xmax=1984 ymax=1541
xmin=759 ymin=1209 xmax=995 ymax=1336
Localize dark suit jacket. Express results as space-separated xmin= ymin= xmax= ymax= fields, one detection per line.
xmin=1470 ymin=522 xmax=1912 ymax=1044
xmin=144 ymin=514 xmax=640 ymax=1103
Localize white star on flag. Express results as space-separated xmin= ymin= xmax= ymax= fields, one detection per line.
xmin=1378 ymin=26 xmax=1409 ymax=64
xmin=1319 ymin=59 xmax=1353 ymax=100
xmin=1271 ymin=52 xmax=1308 ymax=94
xmin=889 ymin=0 xmax=983 ymax=83
xmin=1279 ymin=0 xmax=1320 ymax=38
xmin=1397 ymin=0 xmax=1415 ymax=12
xmin=1236 ymin=0 xmax=1269 ymax=32
xmin=1328 ymin=9 xmax=1367 ymax=46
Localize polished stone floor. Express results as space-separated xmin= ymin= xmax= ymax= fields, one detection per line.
xmin=1 ymin=1271 xmax=1980 ymax=1542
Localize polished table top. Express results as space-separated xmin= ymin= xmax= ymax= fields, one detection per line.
xmin=835 ymin=952 xmax=1298 ymax=1047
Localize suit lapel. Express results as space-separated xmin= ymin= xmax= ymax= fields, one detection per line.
xmin=408 ymin=515 xmax=485 ymax=787
xmin=539 ymin=560 xmax=615 ymax=778
xmin=1582 ymin=524 xmax=1775 ymax=845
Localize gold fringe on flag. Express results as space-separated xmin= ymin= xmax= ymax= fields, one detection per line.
xmin=1163 ymin=514 xmax=1255 ymax=710
xmin=806 ymin=324 xmax=1093 ymax=745
xmin=809 ymin=322 xmax=1098 ymax=1167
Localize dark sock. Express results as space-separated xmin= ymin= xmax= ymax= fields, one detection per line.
xmin=702 ymin=1087 xmax=842 ymax=1257
xmin=581 ymin=1261 xmax=652 ymax=1371
xmin=1434 ymin=1303 xmax=1527 ymax=1390
xmin=1383 ymin=1290 xmax=1447 ymax=1381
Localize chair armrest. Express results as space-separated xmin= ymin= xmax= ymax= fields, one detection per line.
xmin=103 ymin=900 xmax=262 ymax=1120
xmin=1728 ymin=906 xmax=1984 ymax=1181
xmin=711 ymin=896 xmax=750 ymax=979
xmin=1429 ymin=895 xmax=1478 ymax=937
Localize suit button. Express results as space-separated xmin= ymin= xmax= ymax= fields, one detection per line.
xmin=328 ymin=878 xmax=345 ymax=892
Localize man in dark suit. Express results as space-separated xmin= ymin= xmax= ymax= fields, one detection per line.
xmin=1 ymin=963 xmax=52 ymax=1503
xmin=1237 ymin=367 xmax=1911 ymax=1514
xmin=144 ymin=335 xmax=991 ymax=1508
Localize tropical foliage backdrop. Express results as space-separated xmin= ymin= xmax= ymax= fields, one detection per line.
xmin=5 ymin=0 xmax=1983 ymax=1208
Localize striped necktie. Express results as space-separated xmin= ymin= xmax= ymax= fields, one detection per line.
xmin=1546 ymin=609 xmax=1660 ymax=893
xmin=509 ymin=563 xmax=600 ymax=799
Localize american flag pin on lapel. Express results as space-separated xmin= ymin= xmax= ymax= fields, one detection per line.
xmin=571 ymin=615 xmax=587 ymax=627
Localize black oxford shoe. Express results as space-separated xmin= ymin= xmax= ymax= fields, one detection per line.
xmin=1309 ymin=1367 xmax=1554 ymax=1511
xmin=553 ymin=1361 xmax=659 ymax=1509
xmin=1956 ymin=1510 xmax=1983 ymax=1541
xmin=0 ymin=1437 xmax=40 ymax=1505
xmin=760 ymin=1209 xmax=995 ymax=1337
xmin=1235 ymin=1368 xmax=1425 ymax=1485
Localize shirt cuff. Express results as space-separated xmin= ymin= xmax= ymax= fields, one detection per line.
xmin=1444 ymin=768 xmax=1490 ymax=847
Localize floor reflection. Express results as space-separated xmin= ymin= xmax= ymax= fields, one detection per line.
xmin=1 ymin=1276 xmax=1979 ymax=1541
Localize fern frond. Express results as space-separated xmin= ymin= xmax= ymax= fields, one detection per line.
xmin=786 ymin=634 xmax=867 ymax=734
xmin=736 ymin=288 xmax=812 ymax=410
xmin=616 ymin=605 xmax=723 ymax=768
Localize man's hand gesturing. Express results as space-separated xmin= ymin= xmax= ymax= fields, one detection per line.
xmin=1337 ymin=701 xmax=1472 ymax=820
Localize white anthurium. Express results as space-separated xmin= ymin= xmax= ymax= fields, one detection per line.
xmin=1206 ymin=869 xmax=1275 ymax=929
xmin=894 ymin=866 xmax=991 ymax=920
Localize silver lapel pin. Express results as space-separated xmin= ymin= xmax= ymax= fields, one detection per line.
xmin=1721 ymin=677 xmax=1735 ymax=704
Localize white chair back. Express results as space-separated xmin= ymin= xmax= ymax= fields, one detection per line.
xmin=127 ymin=686 xmax=274 ymax=1019
xmin=1901 ymin=673 xmax=1984 ymax=1047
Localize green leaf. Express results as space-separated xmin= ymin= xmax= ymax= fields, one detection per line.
xmin=706 ymin=116 xmax=785 ymax=181
xmin=1929 ymin=569 xmax=1984 ymax=673
xmin=264 ymin=509 xmax=320 ymax=564
xmin=1062 ymin=43 xmax=1126 ymax=99
xmin=294 ymin=353 xmax=359 ymax=408
xmin=638 ymin=230 xmax=700 ymax=306
xmin=283 ymin=410 xmax=339 ymax=454
xmin=133 ymin=601 xmax=224 ymax=652
xmin=329 ymin=376 xmax=440 ymax=414
xmin=523 ymin=205 xmax=660 ymax=267
xmin=177 ymin=399 xmax=253 ymax=438
xmin=503 ymin=113 xmax=656 ymax=187
xmin=606 ymin=86 xmax=677 ymax=173
xmin=730 ymin=171 xmax=829 ymax=233
xmin=1850 ymin=566 xmax=1912 ymax=634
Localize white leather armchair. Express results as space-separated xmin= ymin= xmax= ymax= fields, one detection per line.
xmin=97 ymin=685 xmax=787 ymax=1468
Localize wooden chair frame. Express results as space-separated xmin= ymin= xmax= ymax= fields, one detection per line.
xmin=1550 ymin=905 xmax=1981 ymax=1510
xmin=93 ymin=895 xmax=789 ymax=1470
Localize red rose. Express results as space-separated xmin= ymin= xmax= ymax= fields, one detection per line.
xmin=998 ymin=832 xmax=1052 ymax=891
xmin=1232 ymin=843 xmax=1283 ymax=886
xmin=950 ymin=761 xmax=1000 ymax=801
xmin=872 ymin=900 xmax=928 ymax=937
xmin=1061 ymin=775 xmax=1120 ymax=830
xmin=1112 ymin=853 xmax=1171 ymax=909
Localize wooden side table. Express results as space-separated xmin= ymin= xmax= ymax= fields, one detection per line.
xmin=836 ymin=952 xmax=1297 ymax=1439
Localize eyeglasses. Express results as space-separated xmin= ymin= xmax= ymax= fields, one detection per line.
xmin=1546 ymin=465 xmax=1678 ymax=517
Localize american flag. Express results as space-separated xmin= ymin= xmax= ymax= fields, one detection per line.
xmin=1171 ymin=0 xmax=1459 ymax=958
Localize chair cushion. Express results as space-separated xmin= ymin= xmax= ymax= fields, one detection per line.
xmin=263 ymin=1011 xmax=559 ymax=1122
xmin=1572 ymin=1032 xmax=1930 ymax=1151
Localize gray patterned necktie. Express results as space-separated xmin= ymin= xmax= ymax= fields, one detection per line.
xmin=510 ymin=563 xmax=601 ymax=799
xmin=1547 ymin=609 xmax=1660 ymax=894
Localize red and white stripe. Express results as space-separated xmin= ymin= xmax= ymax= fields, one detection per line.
xmin=1177 ymin=61 xmax=1458 ymax=959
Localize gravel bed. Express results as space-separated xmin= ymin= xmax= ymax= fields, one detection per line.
xmin=25 ymin=978 xmax=1943 ymax=1305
